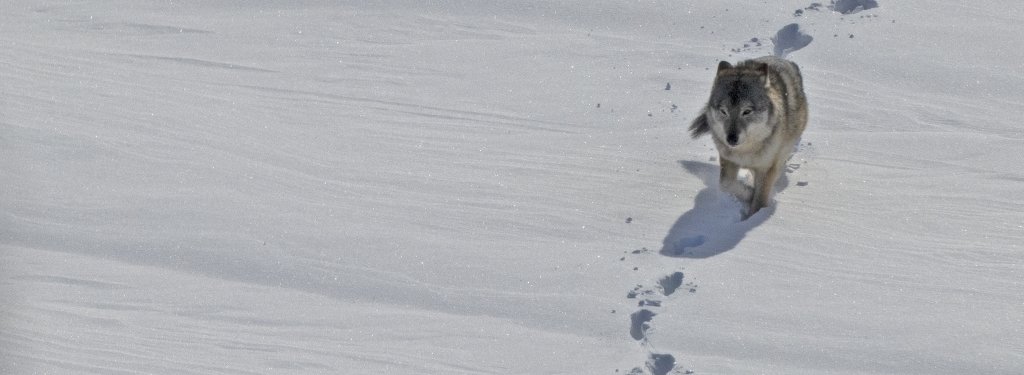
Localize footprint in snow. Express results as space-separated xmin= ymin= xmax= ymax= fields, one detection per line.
xmin=772 ymin=23 xmax=814 ymax=58
xmin=830 ymin=0 xmax=879 ymax=14
xmin=647 ymin=353 xmax=676 ymax=375
xmin=658 ymin=272 xmax=685 ymax=296
xmin=625 ymin=354 xmax=678 ymax=375
xmin=629 ymin=309 xmax=656 ymax=341
xmin=621 ymin=268 xmax=694 ymax=374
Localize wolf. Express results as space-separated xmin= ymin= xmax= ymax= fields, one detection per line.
xmin=689 ymin=56 xmax=808 ymax=218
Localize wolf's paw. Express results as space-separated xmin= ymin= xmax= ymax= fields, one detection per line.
xmin=742 ymin=202 xmax=767 ymax=221
xmin=722 ymin=180 xmax=753 ymax=203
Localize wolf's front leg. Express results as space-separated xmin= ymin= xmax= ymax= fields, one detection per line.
xmin=719 ymin=157 xmax=752 ymax=203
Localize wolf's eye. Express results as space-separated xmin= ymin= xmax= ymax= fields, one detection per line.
xmin=718 ymin=108 xmax=728 ymax=116
xmin=741 ymin=108 xmax=753 ymax=116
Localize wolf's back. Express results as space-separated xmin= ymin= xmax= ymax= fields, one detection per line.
xmin=748 ymin=56 xmax=807 ymax=136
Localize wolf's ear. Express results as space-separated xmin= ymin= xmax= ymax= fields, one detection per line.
xmin=717 ymin=61 xmax=733 ymax=73
xmin=759 ymin=63 xmax=771 ymax=87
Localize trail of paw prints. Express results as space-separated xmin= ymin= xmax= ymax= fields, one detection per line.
xmin=794 ymin=0 xmax=892 ymax=40
xmin=721 ymin=1 xmax=889 ymax=59
xmin=805 ymin=0 xmax=879 ymax=16
xmin=787 ymin=140 xmax=815 ymax=187
xmin=728 ymin=37 xmax=768 ymax=55
xmin=724 ymin=23 xmax=813 ymax=59
xmin=617 ymin=250 xmax=699 ymax=374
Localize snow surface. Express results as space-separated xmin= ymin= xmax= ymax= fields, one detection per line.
xmin=2 ymin=0 xmax=1023 ymax=374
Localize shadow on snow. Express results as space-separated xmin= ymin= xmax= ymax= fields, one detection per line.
xmin=659 ymin=160 xmax=789 ymax=258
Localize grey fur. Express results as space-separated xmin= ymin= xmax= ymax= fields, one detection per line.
xmin=689 ymin=56 xmax=808 ymax=218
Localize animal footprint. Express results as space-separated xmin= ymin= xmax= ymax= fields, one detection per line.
xmin=630 ymin=309 xmax=656 ymax=341
xmin=658 ymin=272 xmax=685 ymax=296
xmin=796 ymin=0 xmax=879 ymax=16
xmin=730 ymin=37 xmax=768 ymax=55
xmin=622 ymin=270 xmax=691 ymax=373
xmin=772 ymin=23 xmax=814 ymax=57
xmin=647 ymin=353 xmax=676 ymax=375
xmin=830 ymin=0 xmax=879 ymax=14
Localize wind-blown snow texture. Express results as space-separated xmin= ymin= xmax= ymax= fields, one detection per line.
xmin=2 ymin=1 xmax=1023 ymax=374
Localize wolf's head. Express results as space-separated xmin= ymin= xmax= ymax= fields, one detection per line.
xmin=690 ymin=61 xmax=773 ymax=148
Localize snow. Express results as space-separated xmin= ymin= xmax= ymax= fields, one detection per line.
xmin=2 ymin=0 xmax=1022 ymax=374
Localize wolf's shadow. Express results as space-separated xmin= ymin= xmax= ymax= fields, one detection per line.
xmin=659 ymin=160 xmax=789 ymax=258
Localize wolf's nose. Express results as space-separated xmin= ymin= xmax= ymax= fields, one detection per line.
xmin=726 ymin=132 xmax=739 ymax=146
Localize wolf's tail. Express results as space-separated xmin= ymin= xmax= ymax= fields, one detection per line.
xmin=689 ymin=112 xmax=710 ymax=139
